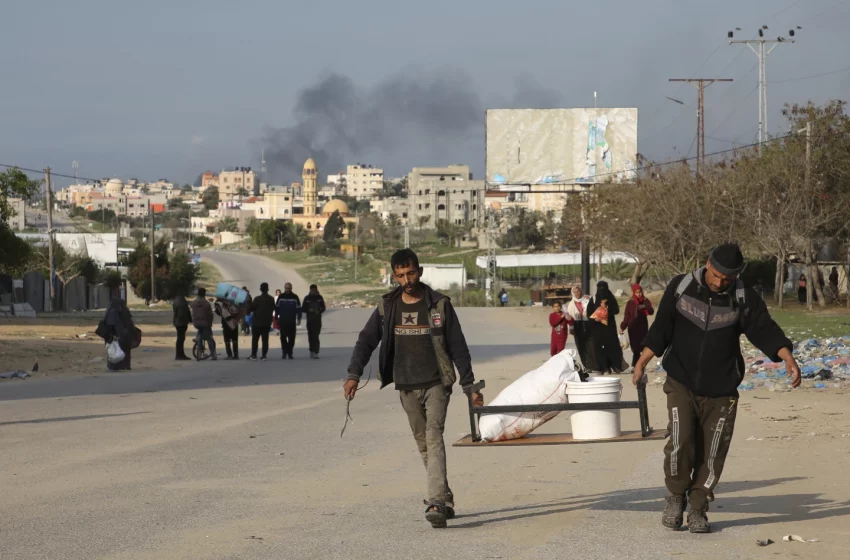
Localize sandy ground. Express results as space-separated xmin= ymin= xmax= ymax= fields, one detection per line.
xmin=0 ymin=311 xmax=196 ymax=379
xmin=2 ymin=255 xmax=849 ymax=559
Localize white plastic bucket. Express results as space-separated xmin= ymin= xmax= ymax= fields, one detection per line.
xmin=565 ymin=376 xmax=622 ymax=440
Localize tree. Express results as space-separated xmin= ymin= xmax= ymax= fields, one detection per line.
xmin=236 ymin=187 xmax=250 ymax=199
xmin=202 ymin=186 xmax=219 ymax=210
xmin=181 ymin=184 xmax=193 ymax=192
xmin=69 ymin=206 xmax=88 ymax=218
xmin=194 ymin=235 xmax=213 ymax=248
xmin=88 ymin=208 xmax=116 ymax=224
xmin=163 ymin=251 xmax=198 ymax=298
xmin=500 ymin=209 xmax=544 ymax=250
xmin=323 ymin=210 xmax=345 ymax=247
xmin=0 ymin=222 xmax=31 ymax=273
xmin=0 ymin=167 xmax=41 ymax=223
xmin=216 ymin=216 xmax=239 ymax=233
xmin=417 ymin=215 xmax=431 ymax=244
xmin=28 ymin=243 xmax=101 ymax=287
xmin=385 ymin=213 xmax=402 ymax=246
xmin=126 ymin=238 xmax=170 ymax=300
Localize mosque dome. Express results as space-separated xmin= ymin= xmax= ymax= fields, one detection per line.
xmin=105 ymin=178 xmax=123 ymax=196
xmin=303 ymin=157 xmax=317 ymax=173
xmin=321 ymin=199 xmax=350 ymax=216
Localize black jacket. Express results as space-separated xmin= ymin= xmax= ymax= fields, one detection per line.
xmin=644 ymin=268 xmax=793 ymax=397
xmin=347 ymin=283 xmax=475 ymax=390
xmin=302 ymin=293 xmax=326 ymax=322
xmin=250 ymin=293 xmax=277 ymax=328
xmin=275 ymin=292 xmax=302 ymax=325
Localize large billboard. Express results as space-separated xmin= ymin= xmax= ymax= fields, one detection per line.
xmin=486 ymin=108 xmax=638 ymax=185
xmin=16 ymin=233 xmax=119 ymax=266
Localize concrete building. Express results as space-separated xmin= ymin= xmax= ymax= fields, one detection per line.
xmin=5 ymin=198 xmax=26 ymax=231
xmin=370 ymin=197 xmax=410 ymax=224
xmin=346 ymin=164 xmax=383 ymax=199
xmin=408 ymin=165 xmax=484 ymax=229
xmin=218 ymin=167 xmax=259 ymax=200
xmin=302 ymin=158 xmax=318 ymax=217
xmin=201 ymin=171 xmax=218 ymax=191
xmin=326 ymin=171 xmax=346 ymax=185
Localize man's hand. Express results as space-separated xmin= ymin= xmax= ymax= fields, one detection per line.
xmin=777 ymin=347 xmax=802 ymax=389
xmin=632 ymin=362 xmax=646 ymax=386
xmin=471 ymin=391 xmax=484 ymax=407
xmin=785 ymin=358 xmax=802 ymax=388
xmin=343 ymin=379 xmax=358 ymax=400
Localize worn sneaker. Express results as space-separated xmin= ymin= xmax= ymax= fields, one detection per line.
xmin=687 ymin=509 xmax=711 ymax=534
xmin=662 ymin=495 xmax=687 ymax=529
xmin=248 ymin=356 xmax=257 ymax=361
xmin=425 ymin=505 xmax=448 ymax=529
xmin=261 ymin=356 xmax=267 ymax=361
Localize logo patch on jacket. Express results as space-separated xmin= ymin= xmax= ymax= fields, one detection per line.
xmin=432 ymin=313 xmax=442 ymax=327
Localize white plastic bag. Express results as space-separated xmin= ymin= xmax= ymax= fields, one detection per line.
xmin=478 ymin=349 xmax=581 ymax=442
xmin=106 ymin=341 xmax=125 ymax=364
xmin=619 ymin=333 xmax=630 ymax=350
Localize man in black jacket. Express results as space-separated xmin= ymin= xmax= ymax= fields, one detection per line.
xmin=275 ymin=282 xmax=302 ymax=359
xmin=344 ymin=249 xmax=483 ymax=529
xmin=302 ymin=284 xmax=326 ymax=359
xmin=633 ymin=243 xmax=801 ymax=534
xmin=248 ymin=283 xmax=276 ymax=361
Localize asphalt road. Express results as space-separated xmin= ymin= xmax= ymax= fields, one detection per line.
xmin=2 ymin=252 xmax=845 ymax=559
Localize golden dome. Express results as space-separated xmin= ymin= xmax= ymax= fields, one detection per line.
xmin=321 ymin=199 xmax=350 ymax=216
xmin=303 ymin=157 xmax=317 ymax=171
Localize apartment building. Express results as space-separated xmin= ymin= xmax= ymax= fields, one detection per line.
xmin=346 ymin=164 xmax=383 ymax=199
xmin=407 ymin=165 xmax=484 ymax=229
xmin=218 ymin=167 xmax=259 ymax=200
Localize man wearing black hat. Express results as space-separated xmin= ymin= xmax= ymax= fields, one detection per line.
xmin=633 ymin=243 xmax=801 ymax=534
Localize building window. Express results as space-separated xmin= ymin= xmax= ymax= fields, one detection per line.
xmin=425 ymin=189 xmax=430 ymax=195
xmin=402 ymin=212 xmax=408 ymax=218
xmin=425 ymin=203 xmax=431 ymax=209
xmin=418 ymin=204 xmax=422 ymax=210
xmin=306 ymin=222 xmax=312 ymax=229
xmin=437 ymin=204 xmax=445 ymax=211
xmin=438 ymin=190 xmax=445 ymax=196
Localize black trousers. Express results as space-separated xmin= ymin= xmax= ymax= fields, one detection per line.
xmin=175 ymin=326 xmax=188 ymax=358
xmin=280 ymin=323 xmax=297 ymax=355
xmin=223 ymin=323 xmax=239 ymax=357
xmin=252 ymin=325 xmax=270 ymax=358
xmin=307 ymin=320 xmax=322 ymax=354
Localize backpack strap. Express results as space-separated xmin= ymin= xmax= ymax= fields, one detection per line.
xmin=674 ymin=273 xmax=693 ymax=301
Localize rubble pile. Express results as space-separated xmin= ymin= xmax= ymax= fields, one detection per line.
xmin=652 ymin=336 xmax=850 ymax=391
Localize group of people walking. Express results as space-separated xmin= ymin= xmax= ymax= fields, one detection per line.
xmin=171 ymin=282 xmax=326 ymax=361
xmin=548 ymin=281 xmax=653 ymax=374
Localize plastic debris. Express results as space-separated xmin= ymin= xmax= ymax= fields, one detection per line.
xmin=0 ymin=370 xmax=30 ymax=379
xmin=736 ymin=336 xmax=850 ymax=391
xmin=783 ymin=535 xmax=806 ymax=543
xmin=756 ymin=539 xmax=774 ymax=547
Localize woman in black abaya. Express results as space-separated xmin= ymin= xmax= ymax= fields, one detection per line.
xmin=586 ymin=280 xmax=625 ymax=374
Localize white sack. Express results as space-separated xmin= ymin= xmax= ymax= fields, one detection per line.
xmin=479 ymin=349 xmax=580 ymax=442
xmin=106 ymin=340 xmax=125 ymax=364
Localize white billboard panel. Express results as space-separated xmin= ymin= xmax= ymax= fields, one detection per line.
xmin=16 ymin=233 xmax=119 ymax=266
xmin=486 ymin=108 xmax=638 ymax=185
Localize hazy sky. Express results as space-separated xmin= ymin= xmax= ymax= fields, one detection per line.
xmin=2 ymin=0 xmax=849 ymax=187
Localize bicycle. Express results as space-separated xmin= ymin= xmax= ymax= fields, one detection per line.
xmin=192 ymin=330 xmax=212 ymax=361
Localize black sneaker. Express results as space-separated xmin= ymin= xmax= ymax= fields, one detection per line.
xmin=687 ymin=509 xmax=711 ymax=534
xmin=261 ymin=356 xmax=267 ymax=361
xmin=662 ymin=495 xmax=687 ymax=530
xmin=288 ymin=354 xmax=294 ymax=360
xmin=425 ymin=505 xmax=447 ymax=529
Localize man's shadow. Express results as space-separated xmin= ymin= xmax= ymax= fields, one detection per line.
xmin=450 ymin=477 xmax=850 ymax=531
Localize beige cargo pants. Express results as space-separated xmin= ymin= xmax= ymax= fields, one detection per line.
xmin=399 ymin=385 xmax=454 ymax=508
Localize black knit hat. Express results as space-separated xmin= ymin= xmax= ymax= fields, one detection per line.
xmin=709 ymin=243 xmax=744 ymax=276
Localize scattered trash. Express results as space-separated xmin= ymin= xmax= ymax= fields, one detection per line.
xmin=756 ymin=539 xmax=774 ymax=547
xmin=0 ymin=370 xmax=30 ymax=379
xmin=739 ymin=382 xmax=755 ymax=391
xmin=783 ymin=534 xmax=806 ymax=543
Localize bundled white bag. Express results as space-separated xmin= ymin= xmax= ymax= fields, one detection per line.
xmin=106 ymin=340 xmax=125 ymax=364
xmin=619 ymin=333 xmax=630 ymax=350
xmin=478 ymin=349 xmax=581 ymax=442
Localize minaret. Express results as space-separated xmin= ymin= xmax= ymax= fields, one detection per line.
xmin=302 ymin=157 xmax=318 ymax=217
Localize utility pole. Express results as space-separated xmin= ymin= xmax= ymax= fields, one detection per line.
xmin=669 ymin=78 xmax=733 ymax=174
xmin=404 ymin=224 xmax=410 ymax=248
xmin=729 ymin=27 xmax=799 ymax=146
xmin=353 ymin=212 xmax=359 ymax=282
xmin=486 ymin=207 xmax=498 ymax=307
xmin=149 ymin=200 xmax=156 ymax=302
xmin=799 ymin=120 xmax=814 ymax=309
xmin=44 ymin=168 xmax=56 ymax=311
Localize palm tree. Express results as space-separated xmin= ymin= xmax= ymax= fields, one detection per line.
xmin=386 ymin=213 xmax=402 ymax=247
xmin=417 ymin=215 xmax=430 ymax=244
xmin=216 ymin=216 xmax=239 ymax=233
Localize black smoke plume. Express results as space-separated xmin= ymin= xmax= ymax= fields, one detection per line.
xmin=258 ymin=68 xmax=561 ymax=183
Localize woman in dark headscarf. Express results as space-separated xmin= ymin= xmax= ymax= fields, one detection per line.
xmin=586 ymin=280 xmax=625 ymax=374
xmin=105 ymin=297 xmax=135 ymax=371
